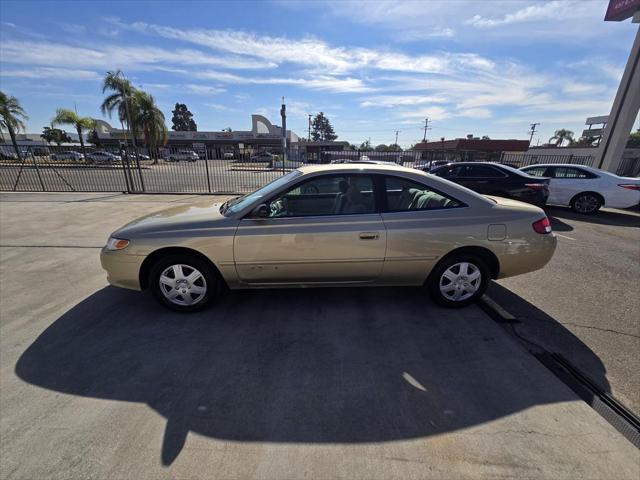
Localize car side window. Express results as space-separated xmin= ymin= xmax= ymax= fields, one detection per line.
xmin=551 ymin=167 xmax=594 ymax=179
xmin=384 ymin=176 xmax=462 ymax=212
xmin=523 ymin=166 xmax=548 ymax=177
xmin=433 ymin=165 xmax=465 ymax=178
xmin=266 ymin=175 xmax=375 ymax=217
xmin=464 ymin=165 xmax=506 ymax=178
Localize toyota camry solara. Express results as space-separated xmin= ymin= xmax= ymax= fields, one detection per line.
xmin=101 ymin=164 xmax=557 ymax=312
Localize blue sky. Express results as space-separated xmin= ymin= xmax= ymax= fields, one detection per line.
xmin=0 ymin=0 xmax=638 ymax=147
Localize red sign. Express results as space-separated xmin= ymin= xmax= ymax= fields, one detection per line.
xmin=605 ymin=0 xmax=640 ymax=21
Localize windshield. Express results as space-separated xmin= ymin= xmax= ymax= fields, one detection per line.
xmin=222 ymin=170 xmax=303 ymax=216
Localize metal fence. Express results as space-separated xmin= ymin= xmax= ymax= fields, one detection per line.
xmin=1 ymin=144 xmax=638 ymax=194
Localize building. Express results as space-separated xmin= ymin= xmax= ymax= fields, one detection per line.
xmin=412 ymin=138 xmax=530 ymax=162
xmin=93 ymin=114 xmax=300 ymax=155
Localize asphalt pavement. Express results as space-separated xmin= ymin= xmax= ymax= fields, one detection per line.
xmin=488 ymin=205 xmax=640 ymax=414
xmin=0 ymin=193 xmax=638 ymax=479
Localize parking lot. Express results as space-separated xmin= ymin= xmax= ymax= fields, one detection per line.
xmin=0 ymin=192 xmax=638 ymax=479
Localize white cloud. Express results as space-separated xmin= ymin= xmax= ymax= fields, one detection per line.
xmin=360 ymin=95 xmax=448 ymax=108
xmin=108 ymin=18 xmax=494 ymax=75
xmin=0 ymin=39 xmax=275 ymax=71
xmin=397 ymin=106 xmax=450 ymax=121
xmin=0 ymin=67 xmax=101 ymax=80
xmin=185 ymin=84 xmax=225 ymax=95
xmin=466 ymin=1 xmax=582 ymax=28
xmin=457 ymin=108 xmax=492 ymax=119
xmin=195 ymin=70 xmax=374 ymax=92
xmin=206 ymin=103 xmax=241 ymax=112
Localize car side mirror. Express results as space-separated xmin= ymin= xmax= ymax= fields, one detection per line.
xmin=251 ymin=203 xmax=269 ymax=218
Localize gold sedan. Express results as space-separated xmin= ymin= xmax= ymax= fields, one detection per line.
xmin=101 ymin=164 xmax=556 ymax=312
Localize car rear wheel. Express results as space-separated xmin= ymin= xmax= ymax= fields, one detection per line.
xmin=149 ymin=255 xmax=218 ymax=312
xmin=427 ymin=255 xmax=489 ymax=308
xmin=571 ymin=192 xmax=602 ymax=214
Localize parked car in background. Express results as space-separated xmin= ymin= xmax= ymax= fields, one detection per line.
xmin=101 ymin=163 xmax=556 ymax=312
xmin=0 ymin=150 xmax=19 ymax=160
xmin=86 ymin=151 xmax=121 ymax=163
xmin=520 ymin=164 xmax=640 ymax=214
xmin=414 ymin=160 xmax=449 ymax=172
xmin=51 ymin=151 xmax=84 ymax=162
xmin=223 ymin=151 xmax=235 ymax=159
xmin=32 ymin=147 xmax=51 ymax=156
xmin=331 ymin=158 xmax=398 ymax=166
xmin=166 ymin=150 xmax=199 ymax=162
xmin=250 ymin=151 xmax=274 ymax=163
xmin=430 ymin=162 xmax=550 ymax=207
xmin=271 ymin=158 xmax=304 ymax=169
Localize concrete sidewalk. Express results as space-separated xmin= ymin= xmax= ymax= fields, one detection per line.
xmin=1 ymin=192 xmax=638 ymax=479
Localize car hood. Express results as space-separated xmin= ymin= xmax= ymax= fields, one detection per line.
xmin=113 ymin=201 xmax=235 ymax=238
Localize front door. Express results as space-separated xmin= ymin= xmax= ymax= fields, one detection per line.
xmin=233 ymin=174 xmax=386 ymax=285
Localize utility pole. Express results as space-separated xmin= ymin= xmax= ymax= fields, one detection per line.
xmin=394 ymin=130 xmax=400 ymax=147
xmin=280 ymin=97 xmax=287 ymax=169
xmin=422 ymin=118 xmax=431 ymax=142
xmin=528 ymin=122 xmax=540 ymax=144
xmin=308 ymin=114 xmax=312 ymax=142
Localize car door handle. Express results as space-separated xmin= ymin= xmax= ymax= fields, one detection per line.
xmin=359 ymin=232 xmax=379 ymax=240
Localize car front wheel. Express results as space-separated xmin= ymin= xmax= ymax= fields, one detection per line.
xmin=149 ymin=255 xmax=218 ymax=312
xmin=427 ymin=255 xmax=489 ymax=308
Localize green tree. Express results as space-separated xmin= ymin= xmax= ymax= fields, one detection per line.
xmin=549 ymin=128 xmax=575 ymax=146
xmin=101 ymin=70 xmax=137 ymax=144
xmin=86 ymin=128 xmax=101 ymax=147
xmin=359 ymin=139 xmax=371 ymax=150
xmin=41 ymin=126 xmax=72 ymax=146
xmin=171 ymin=103 xmax=197 ymax=131
xmin=0 ymin=91 xmax=28 ymax=160
xmin=51 ymin=108 xmax=95 ymax=158
xmin=130 ymin=90 xmax=168 ymax=163
xmin=626 ymin=131 xmax=640 ymax=148
xmin=310 ymin=112 xmax=337 ymax=141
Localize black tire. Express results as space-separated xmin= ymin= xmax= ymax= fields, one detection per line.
xmin=427 ymin=254 xmax=490 ymax=308
xmin=570 ymin=192 xmax=602 ymax=214
xmin=149 ymin=254 xmax=218 ymax=312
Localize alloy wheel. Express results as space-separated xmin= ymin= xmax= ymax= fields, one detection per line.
xmin=574 ymin=194 xmax=600 ymax=213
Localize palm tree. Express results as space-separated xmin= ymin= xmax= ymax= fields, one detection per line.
xmin=548 ymin=129 xmax=575 ymax=147
xmin=51 ymin=108 xmax=95 ymax=158
xmin=0 ymin=91 xmax=28 ymax=160
xmin=101 ymin=70 xmax=137 ymax=144
xmin=130 ymin=90 xmax=167 ymax=163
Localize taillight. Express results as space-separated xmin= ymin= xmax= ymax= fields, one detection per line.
xmin=618 ymin=184 xmax=640 ymax=191
xmin=532 ymin=217 xmax=552 ymax=234
xmin=525 ymin=183 xmax=547 ymax=191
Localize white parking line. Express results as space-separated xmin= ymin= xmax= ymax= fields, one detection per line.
xmin=556 ymin=233 xmax=576 ymax=241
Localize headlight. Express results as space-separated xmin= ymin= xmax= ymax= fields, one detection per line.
xmin=105 ymin=237 xmax=130 ymax=251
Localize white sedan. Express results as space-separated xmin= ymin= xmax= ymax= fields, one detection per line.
xmin=520 ymin=164 xmax=640 ymax=214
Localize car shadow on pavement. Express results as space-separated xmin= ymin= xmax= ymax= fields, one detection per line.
xmin=486 ymin=282 xmax=610 ymax=394
xmin=546 ymin=206 xmax=640 ymax=228
xmin=15 ymin=286 xmax=609 ymax=466
xmin=547 ymin=215 xmax=573 ymax=232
